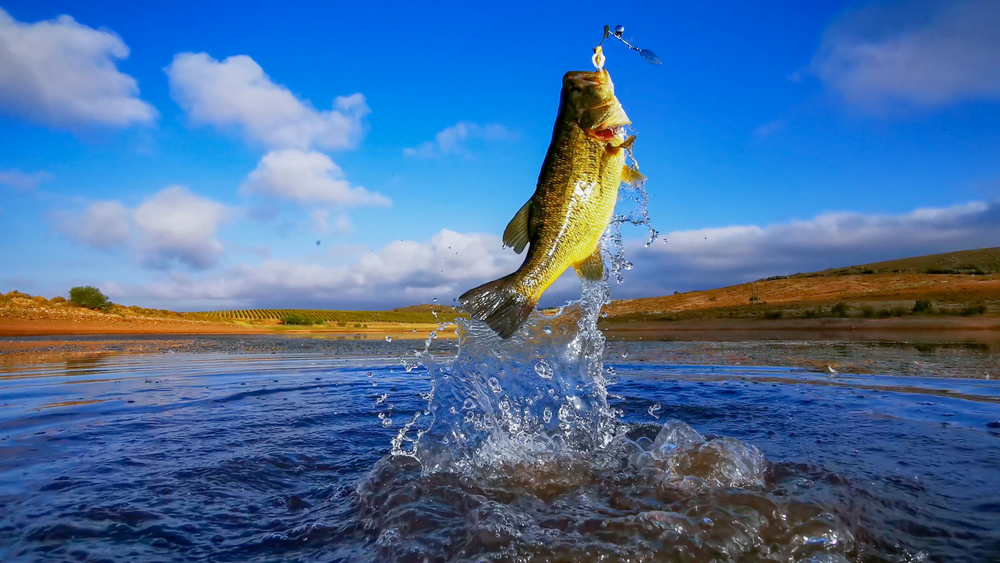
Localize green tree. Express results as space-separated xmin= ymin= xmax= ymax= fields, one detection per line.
xmin=281 ymin=313 xmax=316 ymax=325
xmin=69 ymin=286 xmax=111 ymax=310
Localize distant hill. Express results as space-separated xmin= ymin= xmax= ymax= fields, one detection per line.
xmin=798 ymin=247 xmax=1000 ymax=278
xmin=604 ymin=247 xmax=1000 ymax=322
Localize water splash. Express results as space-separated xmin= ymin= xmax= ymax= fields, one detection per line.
xmin=393 ymin=279 xmax=619 ymax=474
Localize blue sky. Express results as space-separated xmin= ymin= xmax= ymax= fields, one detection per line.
xmin=1 ymin=0 xmax=999 ymax=311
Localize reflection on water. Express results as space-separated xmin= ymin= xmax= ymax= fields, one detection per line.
xmin=0 ymin=336 xmax=998 ymax=561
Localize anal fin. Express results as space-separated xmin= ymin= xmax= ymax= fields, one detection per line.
xmin=574 ymin=247 xmax=604 ymax=281
xmin=502 ymin=199 xmax=532 ymax=254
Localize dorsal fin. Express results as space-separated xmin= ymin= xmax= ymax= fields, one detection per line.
xmin=502 ymin=199 xmax=532 ymax=254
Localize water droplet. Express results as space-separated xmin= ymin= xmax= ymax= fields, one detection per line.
xmin=543 ymin=325 xmax=552 ymax=334
xmin=621 ymin=351 xmax=628 ymax=358
xmin=543 ymin=407 xmax=553 ymax=423
xmin=606 ymin=366 xmax=616 ymax=376
xmin=601 ymin=311 xmax=607 ymax=318
xmin=463 ymin=398 xmax=475 ymax=410
xmin=534 ymin=359 xmax=554 ymax=379
xmin=412 ymin=328 xmax=417 ymax=333
xmin=488 ymin=377 xmax=502 ymax=394
xmin=648 ymin=403 xmax=662 ymax=419
xmin=432 ymin=297 xmax=437 ymax=303
xmin=385 ymin=336 xmax=392 ymax=342
xmin=367 ymin=371 xmax=373 ymax=377
xmin=377 ymin=412 xmax=386 ymax=419
xmin=381 ymin=418 xmax=393 ymax=428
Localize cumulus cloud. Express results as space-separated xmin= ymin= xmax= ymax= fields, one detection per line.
xmin=166 ymin=52 xmax=369 ymax=151
xmin=111 ymin=229 xmax=523 ymax=309
xmin=616 ymin=200 xmax=1000 ymax=298
xmin=812 ymin=0 xmax=1000 ymax=112
xmin=0 ymin=8 xmax=156 ymax=129
xmin=241 ymin=149 xmax=390 ymax=206
xmin=57 ymin=186 xmax=230 ymax=270
xmin=0 ymin=168 xmax=51 ymax=191
xmin=133 ymin=186 xmax=229 ymax=269
xmin=404 ymin=121 xmax=514 ymax=158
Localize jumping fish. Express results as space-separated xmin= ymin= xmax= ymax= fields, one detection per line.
xmin=460 ymin=68 xmax=645 ymax=338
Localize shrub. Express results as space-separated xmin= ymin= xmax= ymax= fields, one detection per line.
xmin=912 ymin=300 xmax=933 ymax=314
xmin=831 ymin=302 xmax=849 ymax=317
xmin=803 ymin=309 xmax=817 ymax=319
xmin=69 ymin=286 xmax=111 ymax=310
xmin=763 ymin=309 xmax=783 ymax=319
xmin=50 ymin=296 xmax=67 ymax=304
xmin=281 ymin=313 xmax=316 ymax=325
xmin=861 ymin=306 xmax=875 ymax=318
xmin=961 ymin=304 xmax=988 ymax=316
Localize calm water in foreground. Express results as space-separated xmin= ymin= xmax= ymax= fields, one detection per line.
xmin=1 ymin=333 xmax=999 ymax=562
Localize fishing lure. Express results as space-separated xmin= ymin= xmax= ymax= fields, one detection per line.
xmin=593 ymin=24 xmax=661 ymax=70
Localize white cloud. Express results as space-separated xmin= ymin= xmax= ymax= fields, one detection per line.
xmin=0 ymin=168 xmax=51 ymax=191
xmin=58 ymin=200 xmax=130 ymax=249
xmin=616 ymin=200 xmax=1000 ymax=297
xmin=812 ymin=0 xmax=1000 ymax=112
xmin=242 ymin=149 xmax=389 ymax=206
xmin=404 ymin=121 xmax=514 ymax=158
xmin=111 ymin=229 xmax=523 ymax=309
xmin=311 ymin=209 xmax=352 ymax=234
xmin=166 ymin=52 xmax=369 ymax=151
xmin=0 ymin=8 xmax=156 ymax=129
xmin=133 ymin=186 xmax=229 ymax=269
xmin=57 ymin=186 xmax=230 ymax=270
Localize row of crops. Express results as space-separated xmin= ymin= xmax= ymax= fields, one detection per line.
xmin=206 ymin=309 xmax=461 ymax=324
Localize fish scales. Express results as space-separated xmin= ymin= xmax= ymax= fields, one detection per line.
xmin=460 ymin=68 xmax=644 ymax=339
xmin=515 ymin=120 xmax=624 ymax=300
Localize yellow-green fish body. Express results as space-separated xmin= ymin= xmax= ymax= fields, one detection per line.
xmin=460 ymin=68 xmax=645 ymax=338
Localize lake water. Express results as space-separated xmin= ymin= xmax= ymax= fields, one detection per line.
xmin=1 ymin=328 xmax=999 ymax=562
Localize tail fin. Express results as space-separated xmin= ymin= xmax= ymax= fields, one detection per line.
xmin=459 ymin=275 xmax=535 ymax=339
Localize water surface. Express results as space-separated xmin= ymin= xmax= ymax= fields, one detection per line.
xmin=1 ymin=335 xmax=999 ymax=562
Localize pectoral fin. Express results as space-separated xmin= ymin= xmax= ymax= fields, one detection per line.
xmin=502 ymin=199 xmax=532 ymax=254
xmin=621 ymin=165 xmax=647 ymax=186
xmin=574 ymin=247 xmax=604 ymax=281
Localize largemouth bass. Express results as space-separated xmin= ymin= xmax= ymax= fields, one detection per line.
xmin=460 ymin=68 xmax=645 ymax=338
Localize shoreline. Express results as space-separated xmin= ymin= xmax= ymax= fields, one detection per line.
xmin=601 ymin=316 xmax=1000 ymax=343
xmin=2 ymin=315 xmax=997 ymax=341
xmin=0 ymin=319 xmax=455 ymax=338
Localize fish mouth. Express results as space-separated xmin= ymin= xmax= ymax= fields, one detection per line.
xmin=588 ymin=126 xmax=623 ymax=142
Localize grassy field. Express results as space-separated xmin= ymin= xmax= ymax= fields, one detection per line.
xmin=206 ymin=307 xmax=461 ymax=325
